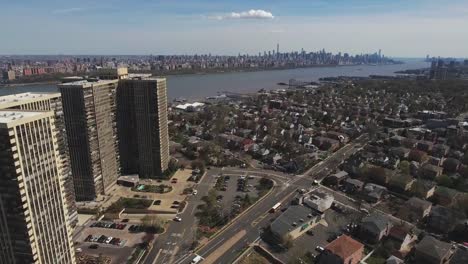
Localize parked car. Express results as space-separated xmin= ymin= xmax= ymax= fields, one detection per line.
xmin=154 ymin=200 xmax=162 ymax=205
xmin=174 ymin=216 xmax=182 ymax=222
xmin=105 ymin=237 xmax=113 ymax=244
xmin=89 ymin=244 xmax=99 ymax=249
xmin=315 ymin=246 xmax=324 ymax=252
xmin=98 ymin=235 xmax=107 ymax=243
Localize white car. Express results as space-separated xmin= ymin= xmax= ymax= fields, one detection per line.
xmin=174 ymin=216 xmax=182 ymax=222
xmin=105 ymin=237 xmax=113 ymax=244
xmin=191 ymin=255 xmax=204 ymax=264
xmin=192 ymin=190 xmax=198 ymax=195
xmin=316 ymin=246 xmax=324 ymax=252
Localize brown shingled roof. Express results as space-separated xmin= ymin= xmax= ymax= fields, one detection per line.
xmin=325 ymin=235 xmax=364 ymax=260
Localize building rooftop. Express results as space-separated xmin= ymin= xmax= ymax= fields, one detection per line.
xmin=58 ymin=79 xmax=118 ymax=87
xmin=0 ymin=92 xmax=60 ymax=109
xmin=0 ymin=110 xmax=51 ymax=127
xmin=270 ymin=205 xmax=320 ymax=238
xmin=415 ymin=236 xmax=452 ymax=261
xmin=325 ymin=235 xmax=364 ymax=261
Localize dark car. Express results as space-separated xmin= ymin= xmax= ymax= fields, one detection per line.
xmin=121 ymin=219 xmax=129 ymax=223
xmin=89 ymin=244 xmax=99 ymax=249
xmin=154 ymin=200 xmax=162 ymax=205
xmin=98 ymin=235 xmax=107 ymax=243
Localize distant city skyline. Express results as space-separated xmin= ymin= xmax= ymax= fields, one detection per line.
xmin=1 ymin=0 xmax=468 ymax=57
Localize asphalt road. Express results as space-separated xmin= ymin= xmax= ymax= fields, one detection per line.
xmin=143 ymin=170 xmax=217 ymax=264
xmin=177 ymin=134 xmax=369 ymax=264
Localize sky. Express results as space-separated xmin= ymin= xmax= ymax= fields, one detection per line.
xmin=1 ymin=0 xmax=468 ymax=57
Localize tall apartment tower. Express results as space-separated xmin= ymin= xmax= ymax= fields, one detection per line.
xmin=0 ymin=93 xmax=78 ymax=227
xmin=117 ymin=76 xmax=170 ymax=178
xmin=0 ymin=110 xmax=75 ymax=264
xmin=59 ymin=80 xmax=120 ymax=201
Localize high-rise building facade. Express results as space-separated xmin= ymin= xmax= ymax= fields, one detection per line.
xmin=0 ymin=93 xmax=78 ymax=227
xmin=59 ymin=80 xmax=120 ymax=201
xmin=0 ymin=110 xmax=75 ymax=264
xmin=117 ymin=76 xmax=170 ymax=178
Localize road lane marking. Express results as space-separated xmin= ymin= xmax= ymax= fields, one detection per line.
xmin=202 ymin=230 xmax=247 ymax=264
xmin=202 ymin=237 xmax=226 ymax=256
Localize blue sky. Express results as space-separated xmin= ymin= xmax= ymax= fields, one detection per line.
xmin=1 ymin=0 xmax=467 ymax=57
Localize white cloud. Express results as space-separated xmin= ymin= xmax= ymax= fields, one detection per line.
xmin=52 ymin=7 xmax=85 ymax=14
xmin=210 ymin=9 xmax=274 ymax=20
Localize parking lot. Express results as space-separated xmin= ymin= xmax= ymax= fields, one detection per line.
xmin=74 ymin=219 xmax=153 ymax=263
xmin=214 ymin=174 xmax=262 ymax=215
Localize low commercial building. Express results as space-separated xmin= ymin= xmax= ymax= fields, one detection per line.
xmin=117 ymin=175 xmax=140 ymax=187
xmin=302 ymin=190 xmax=334 ymax=213
xmin=270 ymin=205 xmax=322 ymax=240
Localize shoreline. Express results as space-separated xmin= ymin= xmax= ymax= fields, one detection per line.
xmin=0 ymin=62 xmax=402 ymax=88
xmin=0 ymin=81 xmax=59 ymax=88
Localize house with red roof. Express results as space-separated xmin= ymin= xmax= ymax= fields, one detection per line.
xmin=316 ymin=235 xmax=364 ymax=264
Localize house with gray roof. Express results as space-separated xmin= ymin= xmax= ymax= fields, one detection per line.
xmin=414 ymin=236 xmax=453 ymax=264
xmin=359 ymin=213 xmax=392 ymax=243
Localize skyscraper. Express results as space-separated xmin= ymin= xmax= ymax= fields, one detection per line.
xmin=0 ymin=110 xmax=75 ymax=264
xmin=117 ymin=75 xmax=170 ymax=178
xmin=0 ymin=92 xmax=78 ymax=227
xmin=59 ymin=80 xmax=120 ymax=201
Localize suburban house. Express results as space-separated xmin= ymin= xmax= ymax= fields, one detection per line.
xmin=414 ymin=236 xmax=453 ymax=264
xmin=343 ymin=178 xmax=364 ymax=193
xmin=386 ymin=255 xmax=404 ymax=264
xmin=427 ymin=205 xmax=464 ymax=234
xmin=324 ymin=171 xmax=349 ymax=186
xmin=388 ymin=173 xmax=415 ymax=192
xmin=387 ymin=226 xmax=418 ymax=258
xmin=317 ymin=235 xmax=364 ymax=264
xmin=420 ymin=163 xmax=443 ymax=180
xmin=359 ymin=213 xmax=393 ymax=243
xmin=450 ymin=246 xmax=468 ymax=264
xmin=433 ymin=186 xmax=461 ymax=207
xmin=396 ymin=197 xmax=432 ymax=223
xmin=313 ymin=136 xmax=340 ymax=151
xmin=411 ymin=179 xmax=437 ymax=199
xmin=362 ymin=183 xmax=387 ymax=203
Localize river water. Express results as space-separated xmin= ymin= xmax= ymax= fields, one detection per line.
xmin=0 ymin=59 xmax=429 ymax=100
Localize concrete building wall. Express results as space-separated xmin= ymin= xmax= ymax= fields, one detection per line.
xmin=59 ymin=80 xmax=120 ymax=201
xmin=117 ymin=78 xmax=170 ymax=178
xmin=0 ymin=111 xmax=75 ymax=264
xmin=0 ymin=93 xmax=78 ymax=227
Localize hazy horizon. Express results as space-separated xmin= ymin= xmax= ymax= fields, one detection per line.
xmin=2 ymin=0 xmax=468 ymax=57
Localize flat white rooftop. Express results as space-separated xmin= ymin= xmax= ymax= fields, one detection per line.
xmin=0 ymin=110 xmax=51 ymax=127
xmin=58 ymin=79 xmax=118 ymax=87
xmin=0 ymin=92 xmax=60 ymax=109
